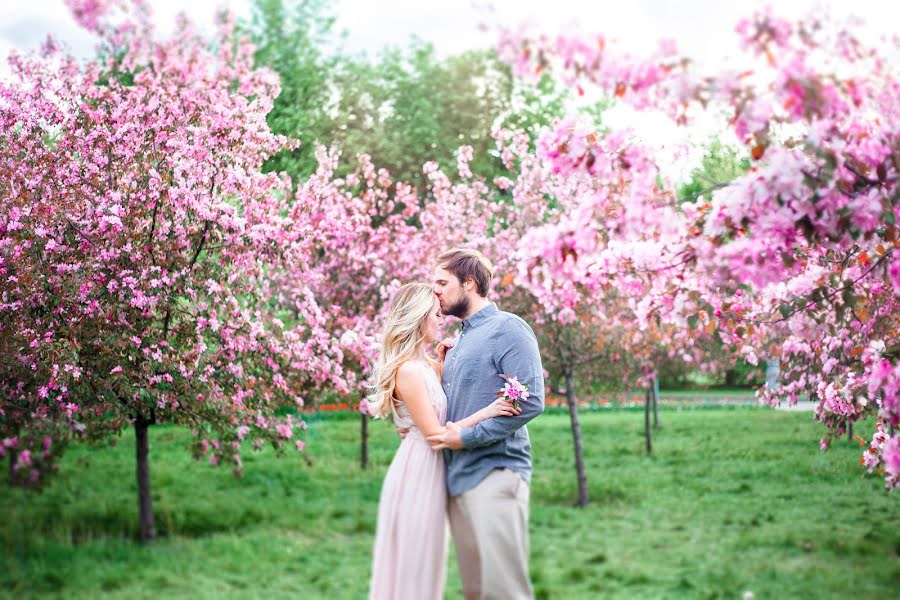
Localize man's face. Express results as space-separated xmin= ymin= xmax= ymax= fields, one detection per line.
xmin=432 ymin=265 xmax=470 ymax=319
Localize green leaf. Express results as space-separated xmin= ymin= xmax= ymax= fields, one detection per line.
xmin=779 ymin=303 xmax=792 ymax=319
xmin=780 ymin=252 xmax=796 ymax=267
xmin=841 ymin=287 xmax=857 ymax=307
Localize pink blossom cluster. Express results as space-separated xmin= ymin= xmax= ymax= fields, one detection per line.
xmin=496 ymin=8 xmax=900 ymax=486
xmin=0 ymin=2 xmax=352 ymax=485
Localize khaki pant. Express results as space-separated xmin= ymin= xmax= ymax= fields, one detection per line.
xmin=448 ymin=468 xmax=533 ymax=600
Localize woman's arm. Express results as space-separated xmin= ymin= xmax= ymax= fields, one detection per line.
xmin=395 ymin=362 xmax=445 ymax=438
xmin=455 ymin=397 xmax=520 ymax=429
xmin=398 ymin=361 xmax=520 ymax=437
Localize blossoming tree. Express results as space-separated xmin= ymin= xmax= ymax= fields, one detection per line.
xmin=497 ymin=8 xmax=899 ymax=487
xmin=0 ymin=0 xmax=349 ymax=540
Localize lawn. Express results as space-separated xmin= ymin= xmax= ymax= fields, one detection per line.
xmin=2 ymin=407 xmax=898 ymax=599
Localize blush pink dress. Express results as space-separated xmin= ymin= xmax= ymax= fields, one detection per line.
xmin=369 ymin=359 xmax=448 ymax=600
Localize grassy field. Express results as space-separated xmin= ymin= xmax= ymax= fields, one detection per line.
xmin=2 ymin=407 xmax=898 ymax=599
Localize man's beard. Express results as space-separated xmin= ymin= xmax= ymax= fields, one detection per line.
xmin=443 ymin=294 xmax=470 ymax=319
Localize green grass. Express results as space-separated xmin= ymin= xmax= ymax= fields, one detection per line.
xmin=2 ymin=409 xmax=898 ymax=599
xmin=658 ymin=389 xmax=757 ymax=398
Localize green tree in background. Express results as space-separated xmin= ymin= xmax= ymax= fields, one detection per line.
xmin=671 ymin=139 xmax=760 ymax=390
xmin=245 ymin=0 xmax=576 ymax=191
xmin=677 ymin=138 xmax=751 ymax=203
xmin=242 ymin=0 xmax=343 ymax=178
xmin=333 ymin=41 xmax=513 ymax=186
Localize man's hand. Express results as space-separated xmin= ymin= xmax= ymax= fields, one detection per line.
xmin=396 ymin=425 xmax=410 ymax=440
xmin=436 ymin=336 xmax=455 ymax=363
xmin=428 ymin=421 xmax=464 ymax=450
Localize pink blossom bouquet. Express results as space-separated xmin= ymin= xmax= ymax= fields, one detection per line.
xmin=498 ymin=374 xmax=529 ymax=411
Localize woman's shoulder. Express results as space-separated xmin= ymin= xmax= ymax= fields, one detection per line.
xmin=396 ymin=359 xmax=429 ymax=381
xmin=394 ymin=360 xmax=433 ymax=405
xmin=397 ymin=358 xmax=440 ymax=383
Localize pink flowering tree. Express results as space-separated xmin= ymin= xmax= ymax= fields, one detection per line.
xmin=497 ymin=8 xmax=899 ymax=487
xmin=0 ymin=1 xmax=349 ymax=540
xmin=417 ymin=132 xmax=685 ymax=503
xmin=288 ymin=146 xmax=437 ymax=389
xmin=282 ymin=145 xmax=442 ymax=468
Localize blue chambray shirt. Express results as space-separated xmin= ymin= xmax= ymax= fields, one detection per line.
xmin=442 ymin=303 xmax=545 ymax=496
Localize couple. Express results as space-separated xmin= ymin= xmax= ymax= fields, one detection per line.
xmin=367 ymin=248 xmax=545 ymax=600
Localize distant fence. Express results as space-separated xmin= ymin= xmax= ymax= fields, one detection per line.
xmin=299 ymin=392 xmax=762 ymax=418
xmin=544 ymin=392 xmax=760 ymax=412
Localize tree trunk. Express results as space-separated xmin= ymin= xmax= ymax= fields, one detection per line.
xmin=765 ymin=358 xmax=780 ymax=391
xmin=135 ymin=418 xmax=155 ymax=542
xmin=652 ymin=375 xmax=660 ymax=430
xmin=361 ymin=410 xmax=369 ymax=470
xmin=7 ymin=449 xmax=16 ymax=482
xmin=847 ymin=420 xmax=853 ymax=441
xmin=565 ymin=371 xmax=589 ymax=507
xmin=644 ymin=387 xmax=653 ymax=454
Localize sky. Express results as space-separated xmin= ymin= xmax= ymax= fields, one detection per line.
xmin=2 ymin=0 xmax=896 ymax=70
xmin=1 ymin=0 xmax=896 ymax=179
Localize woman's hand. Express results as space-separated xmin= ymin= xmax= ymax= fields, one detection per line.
xmin=436 ymin=336 xmax=456 ymax=363
xmin=429 ymin=421 xmax=463 ymax=450
xmin=483 ymin=397 xmax=522 ymax=418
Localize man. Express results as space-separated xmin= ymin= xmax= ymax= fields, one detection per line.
xmin=427 ymin=248 xmax=545 ymax=600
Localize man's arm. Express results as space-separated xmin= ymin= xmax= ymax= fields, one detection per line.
xmin=459 ymin=318 xmax=544 ymax=449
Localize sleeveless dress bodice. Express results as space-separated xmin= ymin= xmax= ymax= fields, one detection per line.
xmin=390 ymin=360 xmax=447 ymax=437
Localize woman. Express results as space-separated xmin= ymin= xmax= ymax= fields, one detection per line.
xmin=367 ymin=282 xmax=518 ymax=599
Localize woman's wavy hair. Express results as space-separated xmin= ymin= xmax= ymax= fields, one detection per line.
xmin=367 ymin=282 xmax=436 ymax=419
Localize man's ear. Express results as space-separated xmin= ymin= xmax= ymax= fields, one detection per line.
xmin=463 ymin=276 xmax=475 ymax=291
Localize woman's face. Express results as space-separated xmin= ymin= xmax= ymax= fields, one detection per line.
xmin=422 ymin=297 xmax=443 ymax=344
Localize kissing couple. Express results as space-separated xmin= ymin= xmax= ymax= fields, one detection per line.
xmin=367 ymin=248 xmax=545 ymax=599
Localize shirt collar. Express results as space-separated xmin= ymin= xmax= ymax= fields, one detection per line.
xmin=461 ymin=302 xmax=497 ymax=330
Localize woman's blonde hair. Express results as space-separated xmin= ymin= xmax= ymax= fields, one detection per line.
xmin=367 ymin=282 xmax=437 ymax=419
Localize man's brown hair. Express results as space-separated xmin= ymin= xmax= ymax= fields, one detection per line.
xmin=436 ymin=248 xmax=494 ymax=297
